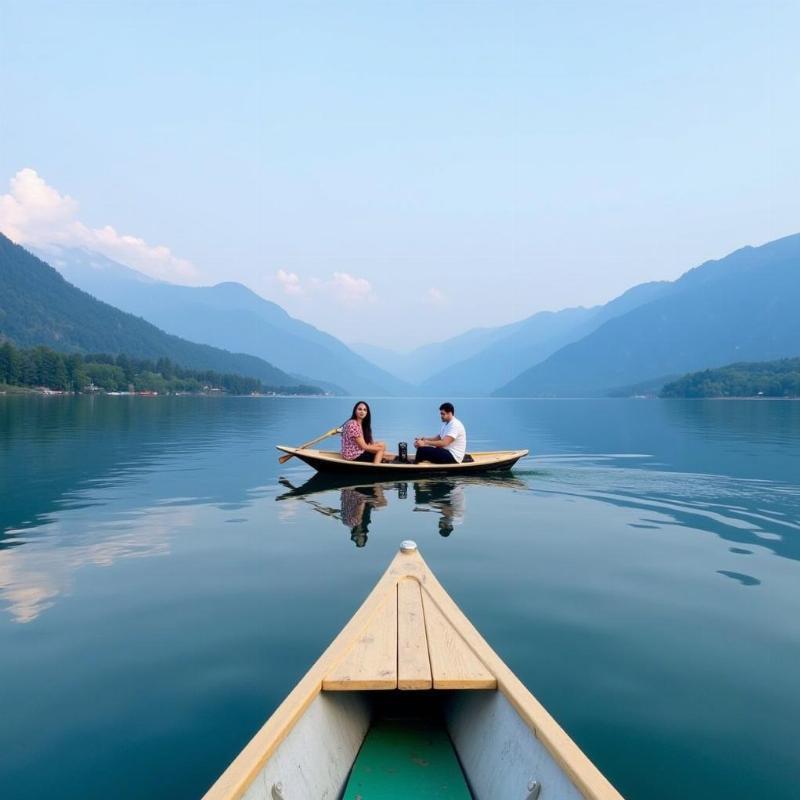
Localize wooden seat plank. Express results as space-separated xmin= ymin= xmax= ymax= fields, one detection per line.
xmin=397 ymin=578 xmax=433 ymax=689
xmin=323 ymin=589 xmax=398 ymax=690
xmin=422 ymin=589 xmax=496 ymax=690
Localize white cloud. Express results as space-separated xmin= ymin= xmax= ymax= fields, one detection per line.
xmin=273 ymin=269 xmax=375 ymax=305
xmin=276 ymin=268 xmax=304 ymax=295
xmin=330 ymin=271 xmax=374 ymax=305
xmin=424 ymin=287 xmax=446 ymax=305
xmin=0 ymin=168 xmax=200 ymax=283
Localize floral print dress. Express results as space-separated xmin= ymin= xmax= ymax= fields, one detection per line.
xmin=341 ymin=419 xmax=365 ymax=460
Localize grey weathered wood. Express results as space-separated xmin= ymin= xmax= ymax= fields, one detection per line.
xmin=241 ymin=692 xmax=370 ymax=800
xmin=445 ymin=690 xmax=586 ymax=800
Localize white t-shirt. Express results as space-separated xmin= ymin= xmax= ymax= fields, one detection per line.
xmin=439 ymin=417 xmax=467 ymax=463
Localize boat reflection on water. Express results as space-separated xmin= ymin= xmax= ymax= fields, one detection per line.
xmin=276 ymin=472 xmax=528 ymax=547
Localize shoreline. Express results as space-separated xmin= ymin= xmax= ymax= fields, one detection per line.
xmin=0 ymin=385 xmax=326 ymax=398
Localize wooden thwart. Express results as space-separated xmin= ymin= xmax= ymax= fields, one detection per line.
xmin=422 ymin=591 xmax=496 ymax=690
xmin=323 ymin=576 xmax=494 ymax=691
xmin=323 ymin=593 xmax=398 ymax=690
xmin=398 ymin=578 xmax=433 ymax=689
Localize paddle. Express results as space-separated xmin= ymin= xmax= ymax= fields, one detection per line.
xmin=278 ymin=426 xmax=342 ymax=463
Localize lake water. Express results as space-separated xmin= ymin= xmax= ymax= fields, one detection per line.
xmin=1 ymin=396 xmax=798 ymax=799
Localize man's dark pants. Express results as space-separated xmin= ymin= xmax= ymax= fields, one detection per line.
xmin=414 ymin=446 xmax=457 ymax=464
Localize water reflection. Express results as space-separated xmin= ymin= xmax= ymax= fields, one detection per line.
xmin=0 ymin=502 xmax=198 ymax=623
xmin=0 ymin=396 xmax=287 ymax=622
xmin=412 ymin=480 xmax=465 ymax=536
xmin=277 ymin=473 xmax=528 ymax=546
xmin=341 ymin=486 xmax=387 ymax=547
xmin=0 ymin=395 xmax=278 ymax=541
xmin=278 ymin=477 xmax=392 ymax=547
xmin=717 ymin=570 xmax=761 ymax=587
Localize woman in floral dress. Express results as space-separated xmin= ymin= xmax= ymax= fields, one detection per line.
xmin=340 ymin=401 xmax=392 ymax=464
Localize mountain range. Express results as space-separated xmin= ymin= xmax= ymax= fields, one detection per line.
xmin=349 ymin=281 xmax=669 ymax=395
xmin=5 ymin=229 xmax=799 ymax=399
xmin=497 ymin=233 xmax=800 ymax=396
xmin=0 ymin=233 xmax=308 ymax=390
xmin=421 ymin=281 xmax=671 ymax=396
xmin=43 ymin=247 xmax=412 ymax=397
xmin=349 ymin=321 xmax=529 ymax=385
xmin=356 ymin=234 xmax=800 ymax=397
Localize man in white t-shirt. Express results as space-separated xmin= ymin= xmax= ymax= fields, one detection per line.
xmin=414 ymin=402 xmax=468 ymax=464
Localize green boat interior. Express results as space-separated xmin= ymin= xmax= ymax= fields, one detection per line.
xmin=342 ymin=693 xmax=471 ymax=800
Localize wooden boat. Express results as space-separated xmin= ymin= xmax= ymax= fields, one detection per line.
xmin=276 ymin=446 xmax=529 ymax=476
xmin=203 ymin=542 xmax=623 ymax=800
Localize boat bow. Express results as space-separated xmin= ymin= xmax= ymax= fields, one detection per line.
xmin=203 ymin=543 xmax=623 ymax=800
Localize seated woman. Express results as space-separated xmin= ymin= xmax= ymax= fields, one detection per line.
xmin=341 ymin=401 xmax=392 ymax=464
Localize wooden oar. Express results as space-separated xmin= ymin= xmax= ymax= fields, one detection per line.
xmin=278 ymin=427 xmax=342 ymax=464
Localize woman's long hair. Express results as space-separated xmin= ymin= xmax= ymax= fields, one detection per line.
xmin=350 ymin=400 xmax=373 ymax=444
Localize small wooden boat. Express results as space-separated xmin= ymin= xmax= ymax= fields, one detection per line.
xmin=203 ymin=542 xmax=623 ymax=800
xmin=276 ymin=446 xmax=529 ymax=476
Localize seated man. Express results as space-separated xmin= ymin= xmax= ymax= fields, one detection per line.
xmin=414 ymin=402 xmax=467 ymax=464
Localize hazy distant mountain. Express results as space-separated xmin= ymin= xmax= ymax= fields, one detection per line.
xmin=413 ymin=281 xmax=669 ymax=396
xmin=497 ymin=233 xmax=800 ymax=397
xmin=0 ymin=234 xmax=309 ymax=389
xmin=350 ymin=321 xmax=527 ymax=385
xmin=44 ymin=247 xmax=413 ymax=396
xmin=347 ymin=342 xmax=407 ymax=377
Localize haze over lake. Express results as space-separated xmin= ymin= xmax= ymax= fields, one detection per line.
xmin=1 ymin=396 xmax=798 ymax=800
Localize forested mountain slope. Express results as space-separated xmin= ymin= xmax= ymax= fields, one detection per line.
xmin=0 ymin=234 xmax=311 ymax=389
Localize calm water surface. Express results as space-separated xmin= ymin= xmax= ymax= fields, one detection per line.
xmin=1 ymin=397 xmax=798 ymax=799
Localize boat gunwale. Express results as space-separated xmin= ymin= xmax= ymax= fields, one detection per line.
xmin=202 ymin=548 xmax=624 ymax=800
xmin=276 ymin=446 xmax=529 ymax=474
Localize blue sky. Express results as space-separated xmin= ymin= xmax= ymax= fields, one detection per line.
xmin=1 ymin=1 xmax=798 ymax=348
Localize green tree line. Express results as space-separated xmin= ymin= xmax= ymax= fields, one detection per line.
xmin=661 ymin=358 xmax=800 ymax=398
xmin=0 ymin=341 xmax=322 ymax=395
